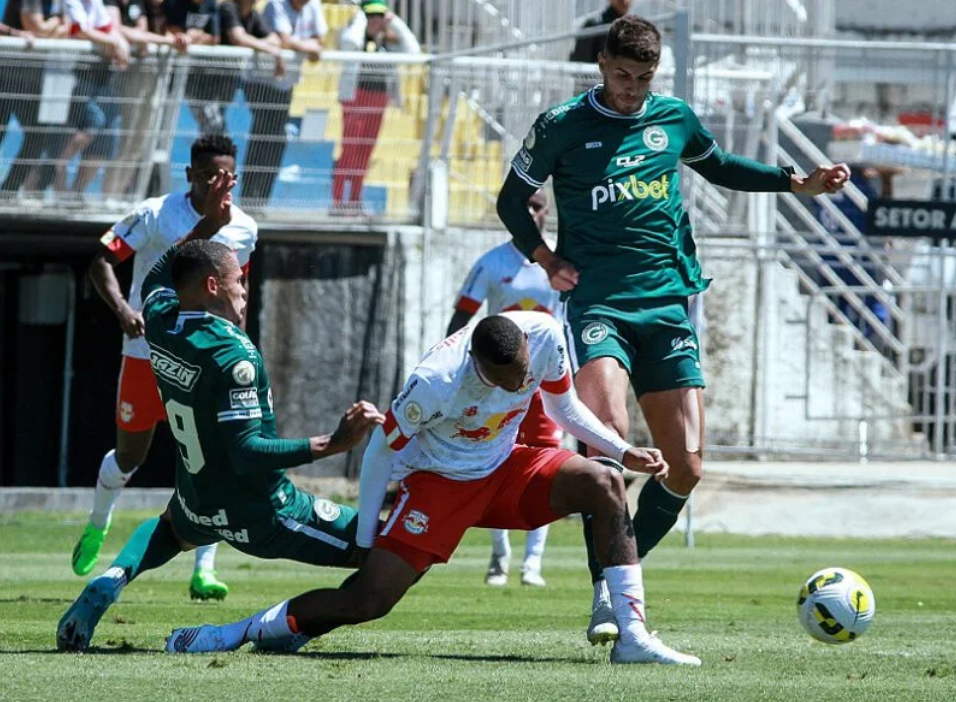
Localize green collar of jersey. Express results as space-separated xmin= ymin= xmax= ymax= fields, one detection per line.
xmin=588 ymin=86 xmax=649 ymax=120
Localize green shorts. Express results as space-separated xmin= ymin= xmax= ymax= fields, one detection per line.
xmin=168 ymin=492 xmax=357 ymax=568
xmin=566 ymin=296 xmax=705 ymax=397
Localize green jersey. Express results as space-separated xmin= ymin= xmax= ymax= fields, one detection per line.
xmin=141 ymin=254 xmax=313 ymax=545
xmin=512 ymin=88 xmax=721 ymax=304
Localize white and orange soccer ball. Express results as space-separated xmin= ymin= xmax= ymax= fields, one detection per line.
xmin=796 ymin=567 xmax=876 ymax=644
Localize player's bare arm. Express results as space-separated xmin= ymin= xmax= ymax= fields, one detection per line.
xmin=310 ymin=401 xmax=386 ymax=459
xmin=88 ymin=248 xmax=145 ymax=339
xmin=532 ymin=244 xmax=580 ymax=292
xmin=621 ymin=446 xmax=668 ymax=482
xmin=790 ymin=162 xmax=851 ymax=196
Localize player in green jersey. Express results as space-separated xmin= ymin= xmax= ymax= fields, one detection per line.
xmin=496 ymin=15 xmax=851 ymax=645
xmin=57 ymin=173 xmax=384 ymax=652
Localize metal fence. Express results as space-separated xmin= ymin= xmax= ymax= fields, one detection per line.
xmin=0 ymin=39 xmax=429 ymax=222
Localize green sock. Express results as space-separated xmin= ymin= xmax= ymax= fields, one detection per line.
xmin=111 ymin=517 xmax=182 ymax=582
xmin=635 ymin=479 xmax=687 ymax=559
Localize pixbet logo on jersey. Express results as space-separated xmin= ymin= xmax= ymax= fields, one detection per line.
xmin=590 ymin=173 xmax=670 ymax=211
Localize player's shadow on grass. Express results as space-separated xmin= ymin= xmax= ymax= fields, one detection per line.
xmin=296 ymin=651 xmax=575 ymax=664
xmin=0 ymin=643 xmax=154 ymax=655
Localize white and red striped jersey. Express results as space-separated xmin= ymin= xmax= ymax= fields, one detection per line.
xmin=100 ymin=192 xmax=258 ymax=359
xmin=454 ymin=242 xmax=562 ymax=317
xmin=382 ymin=311 xmax=572 ymax=481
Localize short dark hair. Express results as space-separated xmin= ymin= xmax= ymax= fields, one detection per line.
xmin=190 ymin=134 xmax=237 ymax=166
xmin=171 ymin=240 xmax=236 ymax=292
xmin=604 ymin=15 xmax=661 ymax=64
xmin=472 ymin=315 xmax=524 ymax=366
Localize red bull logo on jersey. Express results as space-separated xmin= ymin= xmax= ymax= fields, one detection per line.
xmin=403 ymin=510 xmax=429 ymax=535
xmin=590 ymin=174 xmax=670 ymax=211
xmin=502 ymin=299 xmax=552 ymax=313
xmin=451 ymin=407 xmax=526 ymax=442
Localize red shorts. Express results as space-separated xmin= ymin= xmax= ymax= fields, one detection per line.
xmin=376 ymin=445 xmax=575 ymax=572
xmin=517 ymin=390 xmax=562 ymax=448
xmin=116 ymin=356 xmax=167 ymax=432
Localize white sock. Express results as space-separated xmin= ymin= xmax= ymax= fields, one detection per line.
xmin=193 ymin=543 xmax=217 ymax=573
xmin=90 ymin=450 xmax=137 ymax=529
xmin=604 ymin=564 xmax=651 ymax=644
xmin=523 ymin=525 xmax=549 ymax=568
xmin=220 ymin=600 xmax=295 ymax=648
xmin=101 ymin=566 xmax=129 ymax=599
xmin=490 ymin=529 xmax=511 ymax=560
xmin=592 ymin=578 xmax=610 ymax=610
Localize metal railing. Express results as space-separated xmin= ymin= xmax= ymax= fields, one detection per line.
xmin=0 ymin=39 xmax=429 ymax=222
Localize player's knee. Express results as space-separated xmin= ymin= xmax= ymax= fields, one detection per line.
xmin=584 ymin=461 xmax=628 ymax=507
xmin=668 ymin=452 xmax=703 ymax=489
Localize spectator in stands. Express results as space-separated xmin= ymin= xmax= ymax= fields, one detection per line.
xmin=0 ymin=18 xmax=36 ymax=164
xmin=101 ymin=0 xmax=191 ymax=204
xmin=569 ymin=0 xmax=630 ymax=64
xmin=331 ymin=0 xmax=420 ymax=215
xmin=145 ymin=0 xmax=166 ymax=33
xmin=165 ymin=0 xmax=222 ymax=135
xmin=51 ymin=0 xmax=131 ymax=202
xmin=0 ymin=0 xmax=68 ymax=199
xmin=238 ymin=0 xmax=327 ymax=208
xmin=214 ymin=0 xmax=287 ymax=136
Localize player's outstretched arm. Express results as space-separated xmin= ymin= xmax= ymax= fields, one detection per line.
xmin=541 ymin=387 xmax=669 ymax=481
xmin=540 ymin=384 xmax=632 ymax=461
xmin=310 ymin=401 xmax=386 ymax=460
xmin=355 ymin=428 xmax=394 ymax=549
xmin=685 ymin=142 xmax=796 ymax=192
xmin=221 ymin=401 xmax=384 ymax=475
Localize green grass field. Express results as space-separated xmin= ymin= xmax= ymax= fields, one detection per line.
xmin=1 ymin=511 xmax=955 ymax=702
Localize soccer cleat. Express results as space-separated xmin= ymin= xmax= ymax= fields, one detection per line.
xmin=71 ymin=520 xmax=110 ymax=576
xmin=251 ymin=632 xmax=313 ymax=654
xmin=485 ymin=553 xmax=509 ymax=587
xmin=610 ymin=634 xmax=702 ymax=666
xmin=189 ymin=569 xmax=229 ymax=601
xmin=520 ymin=564 xmax=546 ymax=587
xmin=587 ymin=600 xmax=620 ymax=646
xmin=165 ymin=625 xmax=235 ymax=654
xmin=56 ymin=574 xmax=122 ymax=652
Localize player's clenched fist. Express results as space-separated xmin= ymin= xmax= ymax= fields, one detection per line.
xmin=622 ymin=446 xmax=669 ymax=482
xmin=330 ymin=401 xmax=386 ymax=450
xmin=119 ymin=308 xmax=145 ymax=339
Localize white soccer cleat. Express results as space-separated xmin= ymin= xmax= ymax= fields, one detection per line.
xmin=485 ymin=553 xmax=509 ymax=587
xmin=587 ymin=600 xmax=620 ymax=646
xmin=520 ymin=565 xmax=546 ymax=587
xmin=610 ymin=634 xmax=702 ymax=666
xmin=165 ymin=625 xmax=235 ymax=654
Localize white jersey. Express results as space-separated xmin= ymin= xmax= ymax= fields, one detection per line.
xmin=100 ymin=192 xmax=258 ymax=359
xmin=382 ymin=311 xmax=572 ymax=481
xmin=454 ymin=242 xmax=562 ymax=317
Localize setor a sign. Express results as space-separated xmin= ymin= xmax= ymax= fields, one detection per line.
xmin=865 ymin=199 xmax=956 ymax=240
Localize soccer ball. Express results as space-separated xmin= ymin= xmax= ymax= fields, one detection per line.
xmin=796 ymin=567 xmax=875 ymax=644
